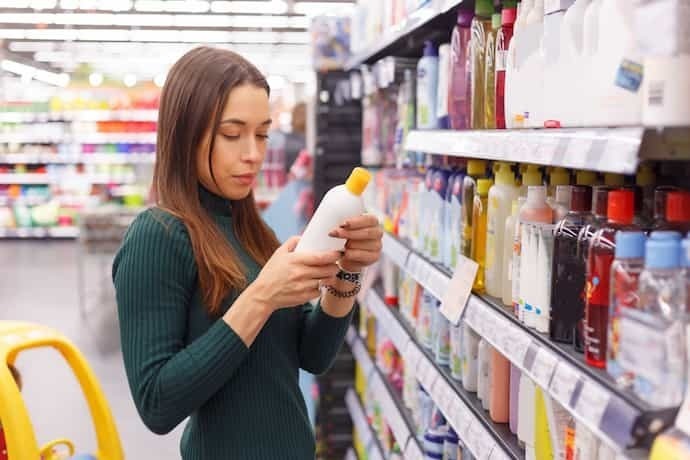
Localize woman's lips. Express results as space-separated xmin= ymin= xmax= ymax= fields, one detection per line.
xmin=233 ymin=174 xmax=256 ymax=186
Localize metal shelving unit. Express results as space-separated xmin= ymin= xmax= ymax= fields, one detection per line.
xmin=345 ymin=389 xmax=385 ymax=460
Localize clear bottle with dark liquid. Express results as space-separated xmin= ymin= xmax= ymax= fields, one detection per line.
xmin=549 ymin=186 xmax=593 ymax=344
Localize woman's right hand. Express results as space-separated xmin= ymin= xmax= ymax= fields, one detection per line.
xmin=250 ymin=236 xmax=341 ymax=312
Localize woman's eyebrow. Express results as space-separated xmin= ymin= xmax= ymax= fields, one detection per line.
xmin=220 ymin=118 xmax=272 ymax=126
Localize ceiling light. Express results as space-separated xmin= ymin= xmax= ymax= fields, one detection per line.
xmin=30 ymin=0 xmax=57 ymax=9
xmin=0 ymin=29 xmax=27 ymax=39
xmin=293 ymin=1 xmax=354 ymax=16
xmin=60 ymin=0 xmax=78 ymax=8
xmin=210 ymin=0 xmax=287 ymax=14
xmin=3 ymin=1 xmax=31 ymax=8
xmin=154 ymin=73 xmax=166 ymax=87
xmin=89 ymin=72 xmax=104 ymax=87
xmin=134 ymin=0 xmax=209 ymax=13
xmin=1 ymin=59 xmax=70 ymax=87
xmin=123 ymin=73 xmax=137 ymax=87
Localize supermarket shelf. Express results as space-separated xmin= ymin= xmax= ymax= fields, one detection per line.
xmin=345 ymin=0 xmax=465 ymax=69
xmin=361 ymin=286 xmax=521 ymax=460
xmin=345 ymin=389 xmax=385 ymax=460
xmin=0 ymin=173 xmax=137 ymax=185
xmin=380 ymin=233 xmax=674 ymax=455
xmin=0 ymin=195 xmax=92 ymax=207
xmin=0 ymin=132 xmax=157 ymax=144
xmin=0 ymin=153 xmax=156 ymax=165
xmin=345 ymin=327 xmax=425 ymax=460
xmin=0 ymin=226 xmax=78 ymax=239
xmin=0 ymin=110 xmax=158 ymax=123
xmin=253 ymin=189 xmax=281 ymax=204
xmin=405 ymin=127 xmax=690 ymax=174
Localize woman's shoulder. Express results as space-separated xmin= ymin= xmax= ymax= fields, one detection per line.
xmin=122 ymin=207 xmax=192 ymax=254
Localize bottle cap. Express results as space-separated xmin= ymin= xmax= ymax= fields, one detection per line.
xmin=576 ymin=170 xmax=598 ymax=186
xmin=526 ymin=185 xmax=547 ymax=204
xmin=649 ymin=230 xmax=682 ymax=241
xmin=615 ymin=231 xmax=646 ymax=259
xmin=555 ymin=185 xmax=572 ymax=207
xmin=475 ymin=0 xmax=494 ymax=18
xmin=682 ymin=238 xmax=690 ymax=268
xmin=467 ymin=159 xmax=487 ymax=176
xmin=345 ymin=167 xmax=371 ymax=196
xmin=666 ymin=191 xmax=690 ymax=223
xmin=645 ymin=238 xmax=681 ymax=269
xmin=502 ymin=6 xmax=518 ymax=25
xmin=607 ymin=189 xmax=635 ymax=224
xmin=636 ymin=164 xmax=656 ymax=187
xmin=522 ymin=164 xmax=543 ymax=187
xmin=457 ymin=9 xmax=475 ymax=26
xmin=549 ymin=167 xmax=570 ymax=187
xmin=604 ymin=173 xmax=625 ymax=187
xmin=423 ymin=40 xmax=438 ymax=57
xmin=492 ymin=12 xmax=502 ymax=29
xmin=494 ymin=162 xmax=515 ymax=186
xmin=570 ymin=185 xmax=593 ymax=213
xmin=654 ymin=186 xmax=680 ymax=220
xmin=477 ymin=178 xmax=493 ymax=195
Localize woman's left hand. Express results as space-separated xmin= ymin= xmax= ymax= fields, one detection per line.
xmin=328 ymin=214 xmax=383 ymax=273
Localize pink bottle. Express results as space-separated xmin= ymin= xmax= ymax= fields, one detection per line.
xmin=490 ymin=348 xmax=511 ymax=423
xmin=448 ymin=9 xmax=474 ymax=130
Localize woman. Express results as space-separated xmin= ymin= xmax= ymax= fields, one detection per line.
xmin=113 ymin=47 xmax=382 ymax=459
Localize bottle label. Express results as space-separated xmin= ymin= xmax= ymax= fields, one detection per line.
xmin=615 ymin=58 xmax=644 ymax=93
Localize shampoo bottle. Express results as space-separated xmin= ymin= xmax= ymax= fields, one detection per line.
xmin=503 ymin=198 xmax=521 ymax=307
xmin=496 ymin=3 xmax=517 ymax=129
xmin=477 ymin=338 xmax=491 ymax=410
xmin=437 ymin=43 xmax=452 ymax=129
xmin=484 ymin=13 xmax=501 ymax=129
xmin=472 ymin=178 xmax=493 ymax=294
xmin=470 ymin=0 xmax=495 ymax=129
xmin=417 ymin=41 xmax=440 ymax=130
xmin=489 ymin=348 xmax=511 ymax=423
xmin=461 ymin=160 xmax=488 ymax=258
xmin=462 ymin=323 xmax=480 ymax=392
xmin=509 ymin=363 xmax=520 ymax=434
xmin=296 ymin=167 xmax=371 ymax=252
xmin=449 ymin=10 xmax=474 ymax=130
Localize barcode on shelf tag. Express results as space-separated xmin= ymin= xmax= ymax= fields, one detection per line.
xmin=531 ymin=347 xmax=558 ymax=389
xmin=574 ymin=379 xmax=610 ymax=429
xmin=439 ymin=255 xmax=478 ymax=325
xmin=549 ymin=363 xmax=581 ymax=407
xmin=382 ymin=234 xmax=409 ymax=269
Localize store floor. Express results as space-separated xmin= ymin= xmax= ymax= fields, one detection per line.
xmin=1 ymin=241 xmax=183 ymax=458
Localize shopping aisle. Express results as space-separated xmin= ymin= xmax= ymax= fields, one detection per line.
xmin=0 ymin=241 xmax=182 ymax=458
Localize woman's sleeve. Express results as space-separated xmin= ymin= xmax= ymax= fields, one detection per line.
xmin=112 ymin=211 xmax=250 ymax=435
xmin=298 ymin=300 xmax=354 ymax=375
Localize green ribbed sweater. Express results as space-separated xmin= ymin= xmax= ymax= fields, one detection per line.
xmin=112 ymin=187 xmax=353 ymax=459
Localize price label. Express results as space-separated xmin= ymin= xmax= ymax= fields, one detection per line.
xmin=464 ymin=421 xmax=482 ymax=457
xmin=565 ymin=135 xmax=595 ymax=169
xmin=435 ymin=379 xmax=454 ymax=412
xmin=531 ymin=347 xmax=558 ymax=389
xmin=406 ymin=254 xmax=421 ymax=280
xmin=439 ymin=255 xmax=478 ymax=325
xmin=549 ymin=363 xmax=581 ymax=407
xmin=426 ymin=268 xmax=449 ymax=300
xmin=506 ymin=328 xmax=532 ymax=366
xmin=417 ymin=356 xmax=438 ymax=391
xmin=478 ymin=430 xmax=496 ymax=459
xmin=574 ymin=379 xmax=610 ymax=429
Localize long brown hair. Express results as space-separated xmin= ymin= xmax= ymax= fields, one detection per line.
xmin=154 ymin=46 xmax=280 ymax=315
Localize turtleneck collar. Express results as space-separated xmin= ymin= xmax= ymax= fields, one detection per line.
xmin=199 ymin=184 xmax=233 ymax=217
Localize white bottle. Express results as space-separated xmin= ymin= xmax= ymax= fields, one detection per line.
xmin=477 ymin=339 xmax=491 ymax=410
xmin=295 ymin=167 xmax=371 ymax=252
xmin=520 ymin=0 xmax=546 ymax=128
xmin=502 ymin=199 xmax=521 ymax=307
xmin=584 ymin=0 xmax=643 ymax=126
xmin=436 ymin=43 xmax=452 ymax=129
xmin=417 ymin=41 xmax=440 ymax=130
xmin=517 ymin=375 xmax=536 ymax=453
xmin=558 ymin=0 xmax=591 ymax=126
xmin=486 ymin=163 xmax=519 ymax=297
xmin=462 ymin=323 xmax=480 ymax=393
xmin=542 ymin=0 xmax=576 ymax=125
xmin=505 ymin=0 xmax=534 ymax=128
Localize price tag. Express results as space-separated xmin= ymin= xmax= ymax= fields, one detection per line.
xmin=406 ymin=254 xmax=421 ymax=280
xmin=435 ymin=378 xmax=454 ymax=412
xmin=505 ymin=328 xmax=532 ymax=366
xmin=426 ymin=268 xmax=449 ymax=300
xmin=531 ymin=347 xmax=558 ymax=389
xmin=478 ymin=430 xmax=496 ymax=459
xmin=439 ymin=255 xmax=478 ymax=325
xmin=565 ymin=135 xmax=595 ymax=169
xmin=464 ymin=420 xmax=482 ymax=457
xmin=417 ymin=356 xmax=438 ymax=391
xmin=549 ymin=363 xmax=581 ymax=407
xmin=574 ymin=379 xmax=610 ymax=429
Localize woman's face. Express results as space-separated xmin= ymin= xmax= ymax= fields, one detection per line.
xmin=197 ymin=83 xmax=271 ymax=200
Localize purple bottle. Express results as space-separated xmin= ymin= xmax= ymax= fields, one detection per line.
xmin=449 ymin=9 xmax=474 ymax=130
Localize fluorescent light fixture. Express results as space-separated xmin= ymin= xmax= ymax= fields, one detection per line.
xmin=3 ymin=1 xmax=31 ymax=7
xmin=30 ymin=0 xmax=57 ymax=9
xmin=89 ymin=72 xmax=104 ymax=86
xmin=135 ymin=0 xmax=210 ymax=13
xmin=60 ymin=0 xmax=79 ymax=8
xmin=154 ymin=73 xmax=166 ymax=87
xmin=0 ymin=29 xmax=27 ymax=39
xmin=293 ymin=1 xmax=354 ymax=16
xmin=210 ymin=0 xmax=287 ymax=14
xmin=123 ymin=73 xmax=137 ymax=87
xmin=1 ymin=59 xmax=70 ymax=87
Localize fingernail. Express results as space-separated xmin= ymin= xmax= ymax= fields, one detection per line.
xmin=340 ymin=222 xmax=350 ymax=229
xmin=328 ymin=230 xmax=338 ymax=237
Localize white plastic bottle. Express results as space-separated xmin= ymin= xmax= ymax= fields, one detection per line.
xmin=486 ymin=162 xmax=519 ymax=297
xmin=417 ymin=41 xmax=440 ymax=130
xmin=477 ymin=338 xmax=491 ymax=410
xmin=558 ymin=0 xmax=591 ymax=126
xmin=461 ymin=323 xmax=480 ymax=392
xmin=542 ymin=0 xmax=576 ymax=125
xmin=517 ymin=374 xmax=536 ymax=455
xmin=505 ymin=0 xmax=535 ymax=128
xmin=502 ymin=199 xmax=521 ymax=307
xmin=295 ymin=167 xmax=371 ymax=252
xmin=436 ymin=43 xmax=452 ymax=129
xmin=520 ymin=0 xmax=546 ymax=128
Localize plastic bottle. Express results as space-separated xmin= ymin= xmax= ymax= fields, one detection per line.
xmin=420 ymin=167 xmax=437 ymax=254
xmin=542 ymin=0 xmax=576 ymax=127
xmin=477 ymin=338 xmax=491 ymax=410
xmin=584 ymin=189 xmax=637 ymax=368
xmin=449 ymin=10 xmax=474 ymax=130
xmin=462 ymin=323 xmax=480 ymax=392
xmin=437 ymin=43 xmax=452 ymax=129
xmin=511 ymin=196 xmax=527 ymax=316
xmin=443 ymin=170 xmax=459 ymax=269
xmin=486 ymin=163 xmax=519 ymax=297
xmin=622 ymin=237 xmax=686 ymax=408
xmin=519 ymin=0 xmax=546 ymax=128
xmin=383 ymin=254 xmax=400 ymax=306
xmin=575 ymin=169 xmax=598 ymax=187
xmin=604 ymin=173 xmax=625 ymax=187
xmin=635 ymin=164 xmax=656 ymax=228
xmin=434 ymin=309 xmax=451 ymax=367
xmin=509 ymin=363 xmax=520 ymax=434
xmin=585 ymin=0 xmax=643 ymax=127
xmin=548 ymin=167 xmax=571 ymax=199
xmin=519 ymin=186 xmax=554 ymax=327
xmin=495 ymin=3 xmax=517 ymax=129
xmin=472 ymin=178 xmax=493 ymax=294
xmin=502 ymin=199 xmax=520 ymax=306
xmin=606 ymin=231 xmax=646 ymax=386
xmin=536 ymin=221 xmax=557 ymax=333
xmin=484 ymin=13 xmax=501 ymax=129
xmin=470 ymin=0 xmax=494 ymax=129
xmin=517 ymin=374 xmax=536 ymax=454
xmin=490 ymin=348 xmax=510 ymax=423
xmin=295 ymin=167 xmax=371 ymax=252
xmin=430 ymin=169 xmax=451 ymax=263
xmin=394 ymin=69 xmax=417 ymax=168
xmin=520 ymin=164 xmax=543 ymax=196
xmin=448 ymin=172 xmax=465 ymax=270
xmin=450 ymin=322 xmax=463 ymax=381
xmin=683 ymin=237 xmax=690 ymax=310
xmin=535 ymin=387 xmax=555 ymax=459
xmin=461 ymin=160 xmax=488 ymax=258
xmin=661 ymin=191 xmax=690 ymax=234
xmin=417 ymin=41 xmax=440 ymax=130
xmin=552 ymin=185 xmax=573 ymax=222
xmin=550 ymin=186 xmax=594 ymax=344
xmin=419 ymin=289 xmax=435 ymax=350
xmin=505 ymin=0 xmax=535 ymax=128
xmin=558 ymin=0 xmax=591 ymax=126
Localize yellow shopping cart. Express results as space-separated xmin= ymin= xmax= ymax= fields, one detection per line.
xmin=0 ymin=321 xmax=123 ymax=460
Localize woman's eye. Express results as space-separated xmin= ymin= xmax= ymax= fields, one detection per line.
xmin=221 ymin=134 xmax=240 ymax=140
xmin=257 ymin=134 xmax=269 ymax=140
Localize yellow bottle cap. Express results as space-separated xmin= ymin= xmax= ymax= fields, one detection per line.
xmin=467 ymin=159 xmax=487 ymax=176
xmin=477 ymin=178 xmax=493 ymax=195
xmin=495 ymin=162 xmax=516 ymax=186
xmin=522 ymin=164 xmax=543 ymax=186
xmin=604 ymin=173 xmax=625 ymax=187
xmin=345 ymin=167 xmax=372 ymax=196
xmin=576 ymin=170 xmax=598 ymax=186
xmin=636 ymin=164 xmax=656 ymax=187
xmin=549 ymin=167 xmax=570 ymax=186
